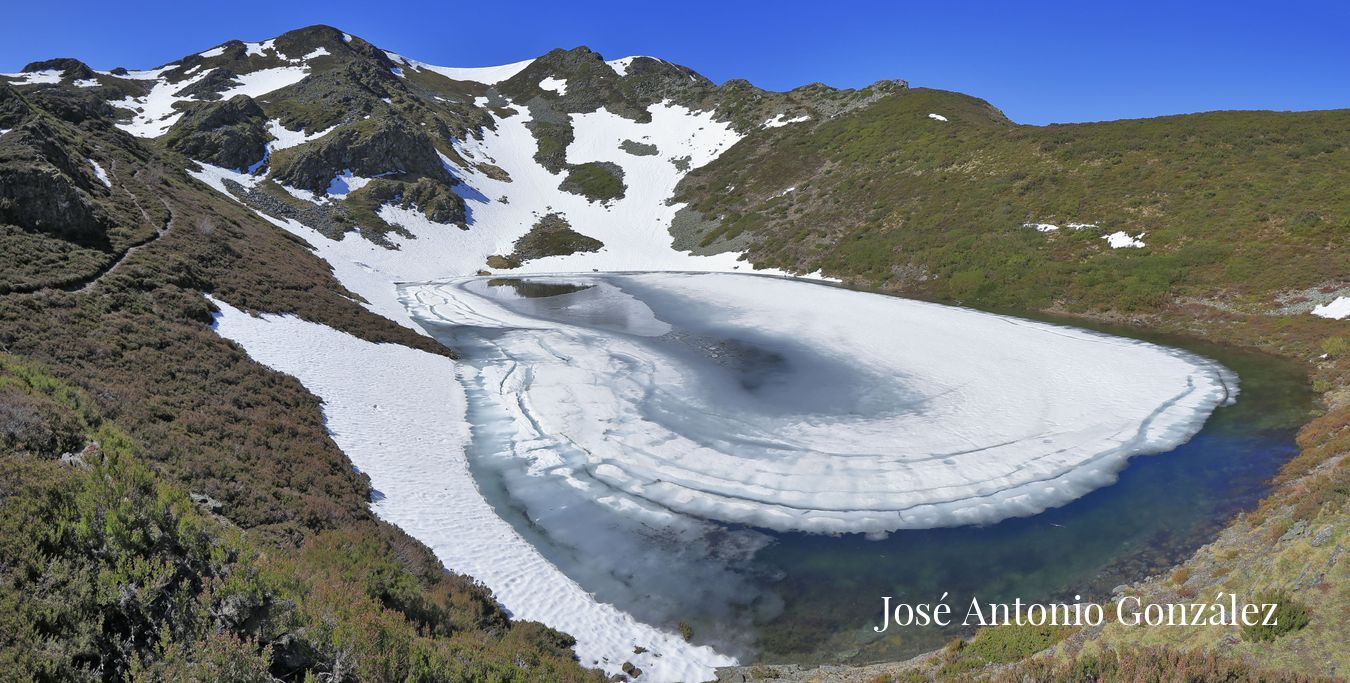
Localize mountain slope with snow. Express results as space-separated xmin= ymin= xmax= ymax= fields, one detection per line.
xmin=2 ymin=22 xmax=1344 ymax=683
xmin=3 ymin=25 xmax=900 ymax=680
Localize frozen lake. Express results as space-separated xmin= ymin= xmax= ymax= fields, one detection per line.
xmin=390 ymin=272 xmax=1308 ymax=663
xmin=404 ymin=272 xmax=1235 ymax=532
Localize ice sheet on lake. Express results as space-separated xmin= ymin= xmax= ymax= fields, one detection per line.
xmin=403 ymin=272 xmax=1237 ymax=536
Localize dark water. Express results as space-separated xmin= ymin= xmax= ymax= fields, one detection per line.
xmin=420 ymin=275 xmax=1312 ymax=665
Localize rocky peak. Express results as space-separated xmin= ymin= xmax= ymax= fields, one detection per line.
xmin=20 ymin=58 xmax=95 ymax=80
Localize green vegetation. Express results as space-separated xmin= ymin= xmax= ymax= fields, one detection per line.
xmin=992 ymin=645 xmax=1325 ymax=682
xmin=487 ymin=212 xmax=603 ymax=269
xmin=677 ymin=622 xmax=693 ymax=642
xmin=0 ymin=354 xmax=597 ymax=681
xmin=526 ymin=120 xmax=573 ymax=174
xmin=679 ymin=89 xmax=1347 ymax=314
xmin=619 ymin=139 xmax=658 ymax=156
xmin=1242 ymin=591 xmax=1311 ymax=642
xmin=938 ymin=623 xmax=1076 ymax=675
xmin=559 ymin=161 xmax=626 ymax=202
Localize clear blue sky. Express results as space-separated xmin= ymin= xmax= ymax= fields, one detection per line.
xmin=2 ymin=0 xmax=1345 ymax=124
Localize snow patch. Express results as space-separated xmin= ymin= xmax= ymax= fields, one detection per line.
xmin=928 ymin=113 xmax=948 ymax=122
xmin=326 ymin=169 xmax=390 ymax=198
xmin=198 ymin=45 xmax=227 ymax=58
xmin=88 ymin=159 xmax=110 ymax=187
xmin=281 ymin=183 xmax=326 ymax=205
xmin=763 ymin=113 xmax=812 ymax=128
xmin=303 ymin=47 xmax=330 ymax=60
xmin=3 ymin=69 xmax=63 ymax=85
xmin=606 ymin=56 xmax=640 ymax=77
xmin=266 ymin=119 xmax=336 ymax=151
xmin=538 ymin=75 xmax=568 ymax=95
xmin=1311 ymin=296 xmax=1350 ymax=320
xmin=243 ymin=39 xmax=275 ymax=57
xmin=397 ymin=56 xmax=535 ymax=85
xmin=1103 ymin=231 xmax=1146 ymax=248
xmin=217 ymin=65 xmax=310 ymax=99
xmin=186 ymin=160 xmax=264 ymax=198
xmin=111 ymin=66 xmax=214 ymax=137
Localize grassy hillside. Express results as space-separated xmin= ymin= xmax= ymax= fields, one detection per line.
xmin=678 ymin=89 xmax=1346 ymax=313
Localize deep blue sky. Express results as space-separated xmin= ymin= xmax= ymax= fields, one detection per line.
xmin=2 ymin=0 xmax=1345 ymax=124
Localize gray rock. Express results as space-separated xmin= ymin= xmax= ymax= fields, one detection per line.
xmin=1309 ymin=524 xmax=1334 ymax=547
xmin=190 ymin=492 xmax=225 ymax=514
xmin=164 ymin=95 xmax=270 ymax=170
xmin=1279 ymin=519 xmax=1308 ymax=542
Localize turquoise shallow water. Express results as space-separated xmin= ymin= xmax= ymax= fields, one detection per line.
xmin=414 ymin=275 xmax=1311 ymax=665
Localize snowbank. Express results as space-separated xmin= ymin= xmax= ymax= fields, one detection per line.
xmin=87 ymin=159 xmax=111 ymax=187
xmin=1103 ymin=230 xmax=1146 ymax=248
xmin=208 ymin=297 xmax=734 ymax=681
xmin=1311 ymin=296 xmax=1350 ymax=320
xmin=538 ymin=75 xmax=568 ymax=95
xmin=762 ymin=113 xmax=811 ymax=128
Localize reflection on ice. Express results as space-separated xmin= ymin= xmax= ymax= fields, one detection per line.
xmin=403 ymin=272 xmax=1236 ymax=538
